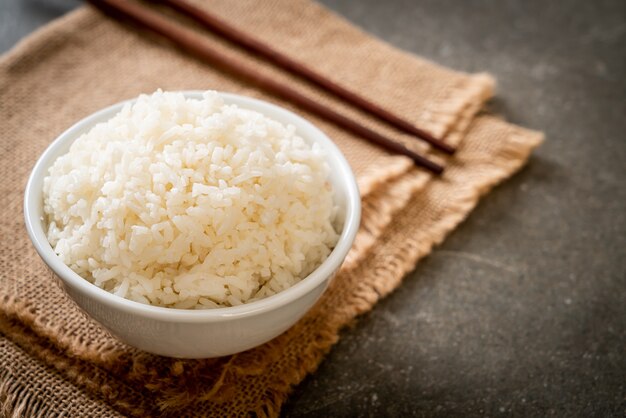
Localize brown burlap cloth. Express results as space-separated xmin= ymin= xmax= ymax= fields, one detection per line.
xmin=0 ymin=0 xmax=543 ymax=416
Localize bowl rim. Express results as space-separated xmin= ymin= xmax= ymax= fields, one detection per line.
xmin=24 ymin=91 xmax=361 ymax=323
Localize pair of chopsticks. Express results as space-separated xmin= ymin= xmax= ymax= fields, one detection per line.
xmin=87 ymin=0 xmax=450 ymax=174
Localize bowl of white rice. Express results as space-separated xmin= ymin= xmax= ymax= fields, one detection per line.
xmin=24 ymin=90 xmax=360 ymax=358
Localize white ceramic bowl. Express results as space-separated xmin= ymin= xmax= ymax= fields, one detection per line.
xmin=24 ymin=91 xmax=360 ymax=358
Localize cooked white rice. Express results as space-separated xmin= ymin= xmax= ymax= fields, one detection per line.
xmin=43 ymin=90 xmax=339 ymax=309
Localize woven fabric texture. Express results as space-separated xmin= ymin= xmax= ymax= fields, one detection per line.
xmin=0 ymin=0 xmax=542 ymax=416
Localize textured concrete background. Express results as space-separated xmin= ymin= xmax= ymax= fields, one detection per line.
xmin=1 ymin=0 xmax=624 ymax=417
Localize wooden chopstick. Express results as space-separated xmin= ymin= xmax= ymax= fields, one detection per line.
xmin=86 ymin=0 xmax=444 ymax=174
xmin=155 ymin=0 xmax=455 ymax=155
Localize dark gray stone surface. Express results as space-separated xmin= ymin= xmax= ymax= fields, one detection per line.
xmin=2 ymin=0 xmax=624 ymax=416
